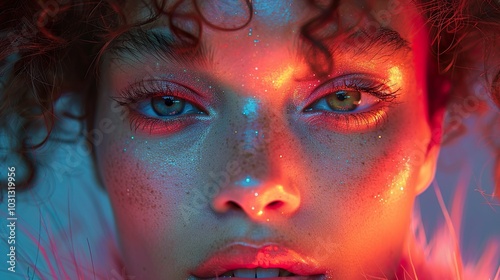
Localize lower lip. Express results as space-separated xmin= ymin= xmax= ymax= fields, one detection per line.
xmin=193 ymin=245 xmax=325 ymax=276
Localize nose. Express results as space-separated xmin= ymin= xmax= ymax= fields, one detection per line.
xmin=212 ymin=176 xmax=301 ymax=221
xmin=210 ymin=97 xmax=301 ymax=221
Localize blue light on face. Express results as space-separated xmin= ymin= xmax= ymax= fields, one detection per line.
xmin=239 ymin=175 xmax=260 ymax=187
xmin=242 ymin=97 xmax=259 ymax=118
xmin=241 ymin=98 xmax=261 ymax=151
xmin=252 ymin=0 xmax=293 ymax=26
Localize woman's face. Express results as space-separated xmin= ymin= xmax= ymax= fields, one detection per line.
xmin=95 ymin=0 xmax=441 ymax=278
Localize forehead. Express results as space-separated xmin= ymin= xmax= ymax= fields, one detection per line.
xmin=115 ymin=0 xmax=422 ymax=64
xmin=112 ymin=3 xmax=421 ymax=86
xmin=123 ymin=0 xmax=422 ymax=34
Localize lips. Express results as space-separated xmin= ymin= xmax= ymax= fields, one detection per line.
xmin=190 ymin=242 xmax=326 ymax=279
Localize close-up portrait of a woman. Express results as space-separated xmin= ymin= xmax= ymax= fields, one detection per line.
xmin=0 ymin=0 xmax=499 ymax=279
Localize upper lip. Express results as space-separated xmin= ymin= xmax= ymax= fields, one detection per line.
xmin=191 ymin=242 xmax=325 ymax=278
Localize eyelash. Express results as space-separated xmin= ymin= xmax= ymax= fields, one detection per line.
xmin=114 ymin=80 xmax=198 ymax=105
xmin=312 ymin=78 xmax=400 ymax=104
xmin=114 ymin=78 xmax=399 ymax=134
xmin=302 ymin=78 xmax=400 ymax=131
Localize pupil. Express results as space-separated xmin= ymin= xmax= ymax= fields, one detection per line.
xmin=336 ymin=92 xmax=347 ymax=101
xmin=325 ymin=90 xmax=361 ymax=112
xmin=151 ymin=96 xmax=186 ymax=116
xmin=164 ymin=97 xmax=175 ymax=106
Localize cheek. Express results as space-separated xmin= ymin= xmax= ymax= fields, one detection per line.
xmin=290 ymin=100 xmax=428 ymax=273
xmin=96 ymin=136 xmax=181 ymax=253
xmin=94 ymin=113 xmax=211 ymax=275
xmin=100 ymin=143 xmax=181 ymax=224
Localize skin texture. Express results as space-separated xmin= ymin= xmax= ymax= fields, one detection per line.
xmin=95 ymin=0 xmax=444 ymax=278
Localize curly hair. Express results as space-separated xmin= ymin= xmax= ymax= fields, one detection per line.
xmin=0 ymin=0 xmax=499 ymax=193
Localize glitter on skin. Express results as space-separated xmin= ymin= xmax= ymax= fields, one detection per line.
xmin=263 ymin=65 xmax=296 ymax=90
xmin=94 ymin=0 xmax=446 ymax=278
xmin=241 ymin=98 xmax=260 ymax=151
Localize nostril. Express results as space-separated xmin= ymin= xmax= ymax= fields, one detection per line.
xmin=267 ymin=200 xmax=284 ymax=209
xmin=213 ymin=199 xmax=244 ymax=213
xmin=211 ymin=183 xmax=301 ymax=218
xmin=227 ymin=201 xmax=242 ymax=211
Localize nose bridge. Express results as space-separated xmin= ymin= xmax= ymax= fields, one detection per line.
xmin=210 ymin=97 xmax=301 ymax=220
xmin=233 ymin=97 xmax=273 ymax=178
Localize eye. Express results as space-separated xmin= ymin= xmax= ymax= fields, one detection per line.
xmin=114 ymin=80 xmax=210 ymax=135
xmin=305 ymin=89 xmax=380 ymax=113
xmin=301 ymin=75 xmax=399 ymax=132
xmin=135 ymin=95 xmax=205 ymax=118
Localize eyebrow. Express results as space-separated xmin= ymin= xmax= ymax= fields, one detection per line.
xmin=108 ymin=26 xmax=410 ymax=69
xmin=107 ymin=29 xmax=214 ymax=67
xmin=333 ymin=27 xmax=412 ymax=56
